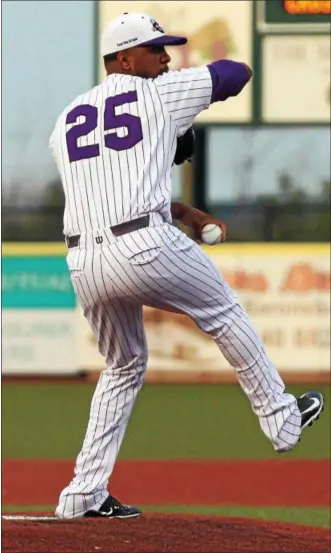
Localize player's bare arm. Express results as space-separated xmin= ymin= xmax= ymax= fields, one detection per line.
xmin=171 ymin=202 xmax=227 ymax=243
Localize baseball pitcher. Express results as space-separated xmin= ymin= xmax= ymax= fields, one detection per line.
xmin=49 ymin=12 xmax=324 ymax=519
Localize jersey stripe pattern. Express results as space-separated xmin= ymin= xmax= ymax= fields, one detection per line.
xmin=49 ymin=67 xmax=212 ymax=237
xmin=51 ymin=64 xmax=302 ymax=520
xmin=55 ymin=223 xmax=301 ymax=518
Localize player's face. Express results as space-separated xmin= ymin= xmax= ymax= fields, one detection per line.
xmin=130 ymin=45 xmax=171 ymax=78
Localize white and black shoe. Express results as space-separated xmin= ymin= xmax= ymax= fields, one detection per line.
xmin=297 ymin=391 xmax=324 ymax=430
xmin=84 ymin=494 xmax=141 ymax=519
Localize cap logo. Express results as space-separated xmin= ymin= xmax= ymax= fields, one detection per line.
xmin=151 ymin=19 xmax=164 ymax=33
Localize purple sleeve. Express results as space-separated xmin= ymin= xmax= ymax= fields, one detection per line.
xmin=207 ymin=60 xmax=251 ymax=103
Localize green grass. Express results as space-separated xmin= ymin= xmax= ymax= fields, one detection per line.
xmin=2 ymin=383 xmax=330 ymax=459
xmin=145 ymin=505 xmax=331 ymax=528
xmin=2 ymin=504 xmax=330 ymax=528
xmin=3 ymin=505 xmax=56 ymax=513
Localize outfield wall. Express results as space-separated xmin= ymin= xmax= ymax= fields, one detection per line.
xmin=2 ymin=243 xmax=330 ymax=381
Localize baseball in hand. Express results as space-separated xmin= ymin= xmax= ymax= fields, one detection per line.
xmin=201 ymin=224 xmax=222 ymax=245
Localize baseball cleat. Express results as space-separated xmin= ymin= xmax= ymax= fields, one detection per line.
xmin=84 ymin=494 xmax=141 ymax=519
xmin=297 ymin=391 xmax=324 ymax=430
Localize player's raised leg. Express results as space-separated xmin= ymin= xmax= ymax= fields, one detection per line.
xmin=110 ymin=224 xmax=311 ymax=453
xmin=55 ymin=268 xmax=147 ymax=519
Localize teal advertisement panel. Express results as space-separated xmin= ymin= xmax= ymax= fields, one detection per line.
xmin=2 ymin=256 xmax=75 ymax=309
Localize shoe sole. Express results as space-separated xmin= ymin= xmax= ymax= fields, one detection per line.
xmin=112 ymin=513 xmax=141 ymax=519
xmin=84 ymin=512 xmax=141 ymax=519
xmin=301 ymin=399 xmax=324 ymax=430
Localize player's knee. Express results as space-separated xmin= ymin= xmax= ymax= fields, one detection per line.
xmin=104 ymin=352 xmax=148 ymax=381
xmin=195 ymin=301 xmax=241 ymax=338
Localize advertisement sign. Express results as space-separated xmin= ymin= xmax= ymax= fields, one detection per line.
xmin=2 ymin=311 xmax=77 ymax=374
xmin=98 ymin=0 xmax=252 ymax=123
xmin=2 ymin=255 xmax=74 ymax=309
xmin=78 ymin=244 xmax=330 ymax=376
xmin=3 ymin=244 xmax=329 ymax=377
xmin=2 ymin=248 xmax=78 ymax=375
xmin=262 ymin=35 xmax=330 ymax=122
xmin=256 ymin=0 xmax=331 ymax=33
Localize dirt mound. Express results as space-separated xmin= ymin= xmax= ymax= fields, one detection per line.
xmin=2 ymin=514 xmax=330 ymax=553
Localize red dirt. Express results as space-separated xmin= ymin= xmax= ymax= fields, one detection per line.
xmin=3 ymin=460 xmax=330 ymax=553
xmin=2 ymin=458 xmax=330 ymax=507
xmin=2 ymin=514 xmax=331 ymax=553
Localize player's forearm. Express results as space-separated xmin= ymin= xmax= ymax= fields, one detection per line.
xmin=207 ymin=60 xmax=252 ymax=103
xmin=171 ymin=202 xmax=207 ymax=228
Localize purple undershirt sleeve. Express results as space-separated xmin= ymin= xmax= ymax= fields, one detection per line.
xmin=207 ymin=60 xmax=251 ymax=104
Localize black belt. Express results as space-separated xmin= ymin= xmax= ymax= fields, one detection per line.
xmin=66 ymin=215 xmax=150 ymax=249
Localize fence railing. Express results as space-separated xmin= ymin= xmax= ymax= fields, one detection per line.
xmin=2 ymin=202 xmax=330 ymax=242
xmin=209 ymin=202 xmax=330 ymax=242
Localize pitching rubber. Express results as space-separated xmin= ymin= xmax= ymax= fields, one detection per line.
xmin=2 ymin=515 xmax=58 ymax=521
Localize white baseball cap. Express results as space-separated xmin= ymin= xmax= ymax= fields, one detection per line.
xmin=101 ymin=12 xmax=187 ymax=56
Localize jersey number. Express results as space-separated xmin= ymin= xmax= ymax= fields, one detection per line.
xmin=65 ymin=91 xmax=143 ymax=163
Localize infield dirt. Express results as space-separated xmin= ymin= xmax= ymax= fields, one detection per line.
xmin=2 ymin=458 xmax=330 ymax=552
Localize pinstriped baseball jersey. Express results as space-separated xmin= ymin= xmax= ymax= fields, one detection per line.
xmin=49 ymin=67 xmax=212 ymax=237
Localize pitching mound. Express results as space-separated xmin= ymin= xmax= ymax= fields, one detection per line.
xmin=2 ymin=514 xmax=330 ymax=553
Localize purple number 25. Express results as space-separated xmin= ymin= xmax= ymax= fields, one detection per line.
xmin=66 ymin=91 xmax=143 ymax=162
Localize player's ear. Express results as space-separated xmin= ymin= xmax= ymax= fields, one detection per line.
xmin=118 ymin=49 xmax=132 ymax=71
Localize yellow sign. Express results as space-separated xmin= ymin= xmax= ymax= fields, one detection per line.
xmin=262 ymin=35 xmax=330 ymax=122
xmin=98 ymin=1 xmax=252 ymax=123
xmin=77 ymin=243 xmax=330 ymax=374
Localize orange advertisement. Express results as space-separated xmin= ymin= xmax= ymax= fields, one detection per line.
xmin=284 ymin=0 xmax=331 ymax=15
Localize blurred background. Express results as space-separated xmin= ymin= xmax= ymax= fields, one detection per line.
xmin=1 ymin=0 xmax=330 ymax=528
xmin=2 ymin=0 xmax=330 ymax=242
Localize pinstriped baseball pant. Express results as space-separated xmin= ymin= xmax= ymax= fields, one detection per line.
xmin=56 ymin=220 xmax=301 ymax=518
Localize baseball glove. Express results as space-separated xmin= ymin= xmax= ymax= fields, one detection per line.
xmin=173 ymin=126 xmax=195 ymax=165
